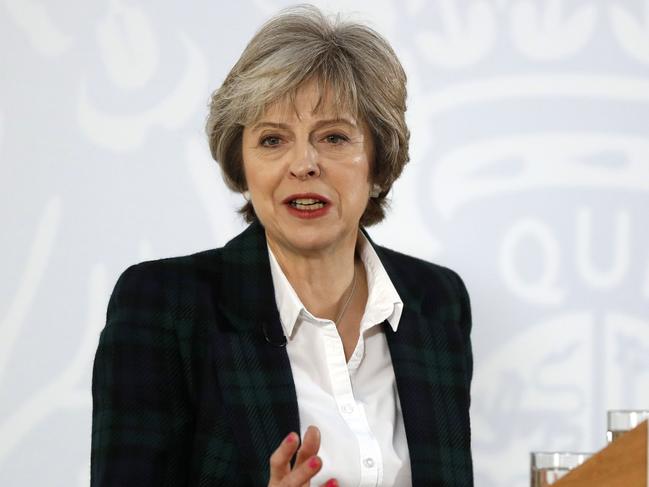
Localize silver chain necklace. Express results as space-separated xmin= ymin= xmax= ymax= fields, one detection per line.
xmin=335 ymin=266 xmax=357 ymax=324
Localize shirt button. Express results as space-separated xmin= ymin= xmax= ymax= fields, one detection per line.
xmin=341 ymin=403 xmax=354 ymax=414
xmin=363 ymin=457 xmax=375 ymax=468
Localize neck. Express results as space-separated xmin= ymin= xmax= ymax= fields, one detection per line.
xmin=267 ymin=230 xmax=360 ymax=322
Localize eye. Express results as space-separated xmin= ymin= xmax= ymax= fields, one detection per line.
xmin=323 ymin=133 xmax=349 ymax=144
xmin=260 ymin=135 xmax=283 ymax=147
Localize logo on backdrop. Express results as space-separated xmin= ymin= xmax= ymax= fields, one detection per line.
xmin=397 ymin=2 xmax=649 ymax=486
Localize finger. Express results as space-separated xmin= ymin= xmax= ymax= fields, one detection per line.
xmin=283 ymin=455 xmax=322 ymax=487
xmin=295 ymin=425 xmax=321 ymax=467
xmin=268 ymin=432 xmax=300 ymax=484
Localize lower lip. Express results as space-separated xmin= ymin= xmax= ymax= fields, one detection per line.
xmin=285 ymin=203 xmax=331 ymax=219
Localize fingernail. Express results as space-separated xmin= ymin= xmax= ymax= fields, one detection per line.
xmin=325 ymin=480 xmax=338 ymax=487
xmin=308 ymin=456 xmax=320 ymax=469
xmin=284 ymin=433 xmax=296 ymax=444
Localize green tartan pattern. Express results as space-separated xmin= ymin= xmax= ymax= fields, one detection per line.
xmin=91 ymin=221 xmax=473 ymax=486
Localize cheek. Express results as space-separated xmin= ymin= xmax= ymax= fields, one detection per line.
xmin=350 ymin=154 xmax=372 ymax=188
xmin=340 ymin=164 xmax=371 ymax=208
xmin=242 ymin=152 xmax=269 ymax=192
xmin=243 ymin=164 xmax=285 ymax=215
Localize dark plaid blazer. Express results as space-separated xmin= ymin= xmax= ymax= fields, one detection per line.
xmin=91 ymin=221 xmax=473 ymax=486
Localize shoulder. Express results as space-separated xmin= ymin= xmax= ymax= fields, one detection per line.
xmin=372 ymin=241 xmax=473 ymax=384
xmin=372 ymin=243 xmax=470 ymax=309
xmin=111 ymin=221 xmax=268 ymax=299
xmin=114 ymin=248 xmax=221 ymax=287
xmin=107 ymin=248 xmax=224 ymax=330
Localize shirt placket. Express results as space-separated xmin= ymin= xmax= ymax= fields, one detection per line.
xmin=321 ymin=321 xmax=383 ymax=487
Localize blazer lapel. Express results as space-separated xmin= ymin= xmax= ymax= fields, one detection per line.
xmin=372 ymin=239 xmax=472 ymax=487
xmin=384 ymin=306 xmax=440 ymax=486
xmin=211 ymin=222 xmax=299 ymax=485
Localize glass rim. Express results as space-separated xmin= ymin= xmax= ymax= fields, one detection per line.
xmin=607 ymin=409 xmax=649 ymax=413
xmin=530 ymin=451 xmax=593 ymax=470
xmin=607 ymin=410 xmax=649 ymax=431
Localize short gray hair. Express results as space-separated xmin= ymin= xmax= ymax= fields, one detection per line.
xmin=205 ymin=4 xmax=409 ymax=226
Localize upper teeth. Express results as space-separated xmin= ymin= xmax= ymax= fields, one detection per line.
xmin=292 ymin=198 xmax=321 ymax=204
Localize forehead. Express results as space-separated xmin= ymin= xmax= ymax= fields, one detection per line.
xmin=257 ymin=79 xmax=359 ymax=124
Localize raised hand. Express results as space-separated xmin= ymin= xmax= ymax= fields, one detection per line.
xmin=268 ymin=425 xmax=338 ymax=487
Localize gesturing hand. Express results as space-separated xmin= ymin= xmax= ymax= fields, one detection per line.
xmin=268 ymin=425 xmax=338 ymax=487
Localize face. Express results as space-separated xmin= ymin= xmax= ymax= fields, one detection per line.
xmin=241 ymin=81 xmax=374 ymax=256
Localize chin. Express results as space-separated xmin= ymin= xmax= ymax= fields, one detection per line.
xmin=260 ymin=210 xmax=359 ymax=254
xmin=273 ymin=223 xmax=351 ymax=254
xmin=286 ymin=227 xmax=340 ymax=252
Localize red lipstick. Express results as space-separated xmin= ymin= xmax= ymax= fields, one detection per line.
xmin=283 ymin=193 xmax=331 ymax=219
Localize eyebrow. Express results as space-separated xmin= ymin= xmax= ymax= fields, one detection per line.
xmin=250 ymin=117 xmax=358 ymax=132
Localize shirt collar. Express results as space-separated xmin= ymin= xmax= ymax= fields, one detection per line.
xmin=267 ymin=232 xmax=404 ymax=340
xmin=267 ymin=247 xmax=306 ymax=339
xmin=356 ymin=232 xmax=403 ymax=332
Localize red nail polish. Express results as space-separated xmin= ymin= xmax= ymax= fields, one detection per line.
xmin=325 ymin=480 xmax=338 ymax=487
xmin=308 ymin=457 xmax=320 ymax=469
xmin=284 ymin=433 xmax=295 ymax=444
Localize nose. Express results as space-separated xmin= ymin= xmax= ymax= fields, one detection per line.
xmin=288 ymin=140 xmax=320 ymax=180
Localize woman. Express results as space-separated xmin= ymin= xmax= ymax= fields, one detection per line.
xmin=91 ymin=5 xmax=473 ymax=487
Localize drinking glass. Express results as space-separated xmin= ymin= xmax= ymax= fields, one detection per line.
xmin=530 ymin=452 xmax=592 ymax=487
xmin=607 ymin=410 xmax=649 ymax=442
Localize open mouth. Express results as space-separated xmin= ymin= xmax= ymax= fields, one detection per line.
xmin=288 ymin=198 xmax=327 ymax=211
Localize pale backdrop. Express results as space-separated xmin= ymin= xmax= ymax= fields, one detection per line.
xmin=1 ymin=1 xmax=649 ymax=486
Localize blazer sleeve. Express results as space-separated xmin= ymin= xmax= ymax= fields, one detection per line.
xmin=453 ymin=269 xmax=473 ymax=397
xmin=91 ymin=264 xmax=194 ymax=487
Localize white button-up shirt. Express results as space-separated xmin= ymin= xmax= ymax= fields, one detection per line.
xmin=268 ymin=233 xmax=412 ymax=486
